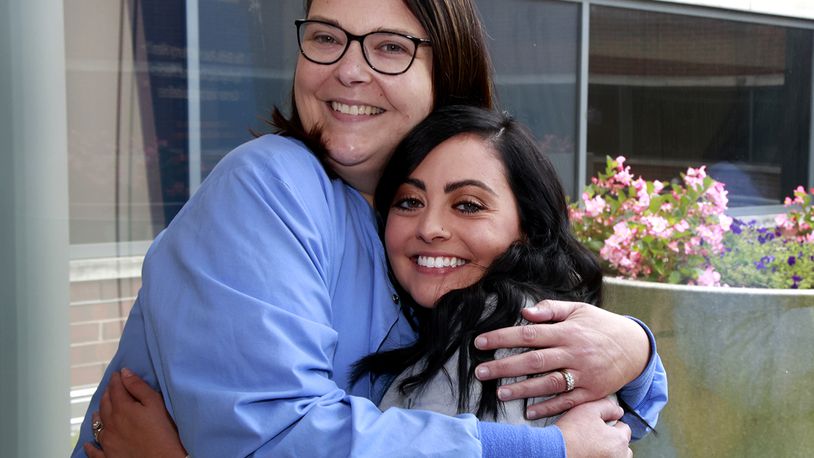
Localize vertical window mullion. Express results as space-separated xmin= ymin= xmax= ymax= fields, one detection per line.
xmin=577 ymin=0 xmax=590 ymax=194
xmin=187 ymin=0 xmax=201 ymax=194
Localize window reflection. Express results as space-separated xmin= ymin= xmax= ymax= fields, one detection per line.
xmin=588 ymin=6 xmax=812 ymax=206
xmin=478 ymin=0 xmax=580 ymax=194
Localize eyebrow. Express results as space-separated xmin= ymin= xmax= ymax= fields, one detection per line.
xmin=402 ymin=178 xmax=497 ymax=196
xmin=307 ymin=16 xmax=420 ymax=37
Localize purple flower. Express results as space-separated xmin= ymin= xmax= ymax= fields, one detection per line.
xmin=788 ymin=256 xmax=797 ymax=266
xmin=731 ymin=219 xmax=745 ymax=235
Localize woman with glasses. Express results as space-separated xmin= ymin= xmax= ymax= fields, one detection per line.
xmin=76 ymin=1 xmax=666 ymax=457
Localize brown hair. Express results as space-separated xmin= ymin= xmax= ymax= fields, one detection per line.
xmin=270 ymin=0 xmax=495 ymax=148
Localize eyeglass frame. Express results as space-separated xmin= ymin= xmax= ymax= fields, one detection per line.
xmin=294 ymin=19 xmax=432 ymax=76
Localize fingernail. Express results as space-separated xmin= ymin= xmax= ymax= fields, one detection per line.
xmin=121 ymin=367 xmax=133 ymax=378
xmin=529 ymin=306 xmax=541 ymax=313
xmin=497 ymin=388 xmax=511 ymax=400
xmin=476 ymin=366 xmax=490 ymax=379
xmin=474 ymin=336 xmax=487 ymax=348
xmin=527 ymin=409 xmax=538 ymax=420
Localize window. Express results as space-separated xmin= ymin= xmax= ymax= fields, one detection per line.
xmin=588 ymin=6 xmax=813 ymax=207
xmin=478 ymin=0 xmax=581 ymax=194
xmin=60 ymin=0 xmax=814 ymax=445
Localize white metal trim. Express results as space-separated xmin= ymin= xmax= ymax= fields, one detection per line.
xmin=186 ymin=0 xmax=202 ymax=194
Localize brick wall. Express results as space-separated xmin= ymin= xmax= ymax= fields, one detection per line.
xmin=69 ymin=256 xmax=143 ymax=432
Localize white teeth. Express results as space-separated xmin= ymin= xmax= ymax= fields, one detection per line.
xmin=331 ymin=101 xmax=384 ymax=116
xmin=416 ymin=256 xmax=468 ymax=269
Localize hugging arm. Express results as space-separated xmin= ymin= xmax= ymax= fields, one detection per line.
xmin=74 ymin=139 xmax=557 ymax=457
xmin=90 ymin=369 xmax=636 ymax=458
xmin=475 ymin=300 xmax=667 ymax=439
xmin=76 ymin=139 xmax=636 ymax=458
xmin=118 ymin=147 xmax=484 ymax=457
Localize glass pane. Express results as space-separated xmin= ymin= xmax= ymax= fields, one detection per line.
xmin=588 ymin=6 xmax=812 ymax=207
xmin=478 ymin=0 xmax=580 ymax=195
xmin=67 ymin=1 xmax=187 ymax=245
xmin=64 ymin=0 xmax=304 ymax=440
xmin=197 ymin=1 xmax=300 ymax=177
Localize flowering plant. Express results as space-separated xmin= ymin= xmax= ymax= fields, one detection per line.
xmin=710 ymin=218 xmax=814 ymax=289
xmin=570 ymin=156 xmax=813 ymax=288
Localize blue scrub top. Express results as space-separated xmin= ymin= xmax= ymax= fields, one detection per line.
xmin=72 ymin=134 xmax=664 ymax=457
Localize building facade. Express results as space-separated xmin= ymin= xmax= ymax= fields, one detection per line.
xmin=2 ymin=0 xmax=813 ymax=455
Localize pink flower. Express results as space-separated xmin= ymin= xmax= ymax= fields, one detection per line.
xmin=633 ymin=182 xmax=651 ymax=211
xmin=643 ymin=216 xmax=670 ymax=238
xmin=718 ymin=214 xmax=733 ymax=232
xmin=583 ymin=193 xmax=606 ymax=217
xmin=652 ymin=180 xmax=664 ymax=194
xmin=614 ymin=167 xmax=634 ymax=187
xmin=705 ymin=182 xmax=728 ymax=211
xmin=674 ymin=219 xmax=690 ymax=233
xmin=695 ymin=266 xmax=721 ymax=287
xmin=570 ymin=156 xmax=750 ymax=286
xmin=775 ymin=214 xmax=788 ymax=227
xmin=684 ymin=166 xmax=707 ymax=189
xmin=792 ymin=186 xmax=806 ymax=205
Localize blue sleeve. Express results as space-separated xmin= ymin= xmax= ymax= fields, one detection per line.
xmin=71 ymin=138 xmax=567 ymax=458
xmin=617 ymin=317 xmax=668 ymax=440
xmin=123 ymin=139 xmax=486 ymax=457
xmin=479 ymin=422 xmax=565 ymax=458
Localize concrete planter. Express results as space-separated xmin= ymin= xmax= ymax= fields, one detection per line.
xmin=603 ymin=277 xmax=814 ymax=457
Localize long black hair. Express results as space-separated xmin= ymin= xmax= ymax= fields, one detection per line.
xmin=352 ymin=105 xmax=603 ymax=420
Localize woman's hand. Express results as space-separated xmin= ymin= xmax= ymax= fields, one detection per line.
xmin=474 ymin=300 xmax=650 ymax=419
xmin=83 ymin=369 xmax=187 ymax=458
xmin=557 ymin=398 xmax=632 ymax=458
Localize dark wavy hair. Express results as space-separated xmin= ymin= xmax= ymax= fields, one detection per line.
xmin=267 ymin=0 xmax=495 ymax=174
xmin=352 ymin=105 xmax=603 ymax=420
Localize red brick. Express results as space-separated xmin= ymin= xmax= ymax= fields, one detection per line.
xmin=70 ymin=341 xmax=120 ymax=366
xmin=120 ymin=300 xmax=134 ymax=317
xmin=100 ymin=278 xmax=139 ymax=301
xmin=70 ymin=281 xmax=102 ymax=303
xmin=70 ymin=322 xmax=100 ymax=344
xmin=102 ymin=319 xmax=126 ymax=340
xmin=71 ymin=363 xmax=107 ymax=387
xmin=69 ymin=301 xmax=131 ymax=323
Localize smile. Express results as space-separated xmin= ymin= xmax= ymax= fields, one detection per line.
xmin=416 ymin=256 xmax=468 ymax=269
xmin=331 ymin=101 xmax=384 ymax=116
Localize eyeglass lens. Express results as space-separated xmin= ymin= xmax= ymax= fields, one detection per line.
xmin=298 ymin=21 xmax=420 ymax=75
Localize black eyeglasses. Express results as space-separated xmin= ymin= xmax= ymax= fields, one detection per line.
xmin=295 ymin=19 xmax=431 ymax=76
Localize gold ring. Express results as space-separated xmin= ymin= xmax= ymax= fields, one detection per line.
xmin=92 ymin=419 xmax=104 ymax=442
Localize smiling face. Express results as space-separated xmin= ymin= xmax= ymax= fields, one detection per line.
xmin=295 ymin=0 xmax=434 ymax=198
xmin=384 ymin=134 xmax=523 ymax=308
